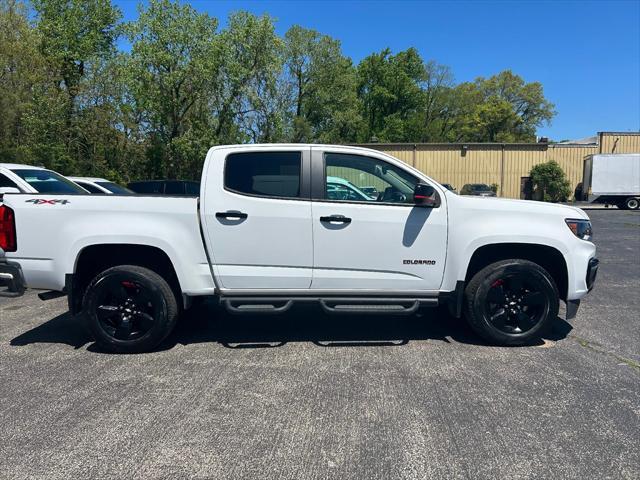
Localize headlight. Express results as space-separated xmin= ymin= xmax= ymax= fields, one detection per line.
xmin=565 ymin=218 xmax=593 ymax=240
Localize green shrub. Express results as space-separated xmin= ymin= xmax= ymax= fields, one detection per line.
xmin=529 ymin=160 xmax=571 ymax=202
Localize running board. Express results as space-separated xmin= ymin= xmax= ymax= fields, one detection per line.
xmin=223 ymin=298 xmax=293 ymax=314
xmin=221 ymin=296 xmax=438 ymax=315
xmin=319 ymin=298 xmax=435 ymax=315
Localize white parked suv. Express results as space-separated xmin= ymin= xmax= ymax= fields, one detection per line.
xmin=0 ymin=163 xmax=88 ymax=195
xmin=0 ymin=145 xmax=598 ymax=352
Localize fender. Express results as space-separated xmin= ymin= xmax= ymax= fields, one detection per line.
xmin=440 ymin=194 xmax=594 ymax=300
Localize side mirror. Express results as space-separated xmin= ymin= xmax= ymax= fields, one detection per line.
xmin=413 ymin=183 xmax=440 ymax=207
xmin=0 ymin=187 xmax=21 ymax=195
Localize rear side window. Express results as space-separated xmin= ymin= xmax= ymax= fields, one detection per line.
xmin=77 ymin=182 xmax=104 ymax=194
xmin=0 ymin=173 xmax=20 ymax=190
xmin=225 ymin=152 xmax=301 ymax=199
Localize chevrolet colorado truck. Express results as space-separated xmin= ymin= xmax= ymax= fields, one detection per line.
xmin=0 ymin=144 xmax=599 ymax=352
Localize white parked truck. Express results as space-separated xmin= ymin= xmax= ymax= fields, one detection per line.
xmin=581 ymin=154 xmax=640 ymax=210
xmin=0 ymin=145 xmax=599 ymax=352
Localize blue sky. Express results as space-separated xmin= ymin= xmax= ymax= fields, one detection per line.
xmin=114 ymin=0 xmax=640 ymax=141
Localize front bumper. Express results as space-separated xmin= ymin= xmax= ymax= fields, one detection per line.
xmin=566 ymin=257 xmax=598 ymax=320
xmin=0 ymin=250 xmax=26 ymax=298
xmin=586 ymin=257 xmax=599 ymax=292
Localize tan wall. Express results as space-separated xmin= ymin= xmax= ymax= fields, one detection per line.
xmin=363 ymin=133 xmax=640 ymax=199
xmin=599 ymin=132 xmax=640 ymax=154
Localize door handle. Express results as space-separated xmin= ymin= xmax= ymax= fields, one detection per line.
xmin=320 ymin=215 xmax=351 ymax=224
xmin=216 ymin=211 xmax=248 ymax=220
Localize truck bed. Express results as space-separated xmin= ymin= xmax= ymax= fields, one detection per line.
xmin=2 ymin=194 xmax=215 ymax=295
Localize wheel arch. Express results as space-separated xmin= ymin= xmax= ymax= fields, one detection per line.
xmin=69 ymin=244 xmax=181 ymax=314
xmin=464 ymin=243 xmax=569 ymax=301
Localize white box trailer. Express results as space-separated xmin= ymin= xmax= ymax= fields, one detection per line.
xmin=582 ymin=154 xmax=640 ymax=209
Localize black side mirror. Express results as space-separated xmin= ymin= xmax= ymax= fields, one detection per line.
xmin=413 ymin=183 xmax=440 ymax=207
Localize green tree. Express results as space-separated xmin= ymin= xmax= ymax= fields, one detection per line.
xmin=23 ymin=0 xmax=121 ymax=175
xmin=213 ymin=11 xmax=282 ymax=144
xmin=454 ymin=70 xmax=555 ymax=142
xmin=123 ymin=0 xmax=220 ymax=178
xmin=357 ymin=47 xmax=426 ymax=142
xmin=0 ymin=0 xmax=47 ymax=162
xmin=73 ymin=56 xmax=147 ymax=182
xmin=1 ymin=3 xmax=560 ymax=182
xmin=33 ymin=0 xmax=120 ymax=99
xmin=530 ymin=160 xmax=571 ymax=202
xmin=283 ymin=25 xmax=362 ymax=142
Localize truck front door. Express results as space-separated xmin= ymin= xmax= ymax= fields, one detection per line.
xmin=310 ymin=147 xmax=448 ymax=291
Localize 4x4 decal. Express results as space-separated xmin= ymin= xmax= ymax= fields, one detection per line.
xmin=25 ymin=199 xmax=70 ymax=205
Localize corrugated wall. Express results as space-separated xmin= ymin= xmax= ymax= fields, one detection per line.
xmin=599 ymin=132 xmax=640 ymax=154
xmin=546 ymin=145 xmax=598 ymax=196
xmin=416 ymin=144 xmax=503 ymax=192
xmin=502 ymin=145 xmax=547 ymax=198
xmin=362 ymin=135 xmax=640 ymax=199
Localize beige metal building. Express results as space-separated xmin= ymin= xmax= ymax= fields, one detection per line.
xmin=359 ymin=131 xmax=640 ymax=199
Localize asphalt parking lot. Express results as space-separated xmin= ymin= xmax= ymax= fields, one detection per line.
xmin=1 ymin=209 xmax=638 ymax=480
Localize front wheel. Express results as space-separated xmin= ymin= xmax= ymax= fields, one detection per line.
xmin=82 ymin=265 xmax=179 ymax=353
xmin=463 ymin=259 xmax=559 ymax=346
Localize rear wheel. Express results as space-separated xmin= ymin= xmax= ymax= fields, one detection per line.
xmin=82 ymin=265 xmax=179 ymax=353
xmin=463 ymin=259 xmax=559 ymax=345
xmin=624 ymin=197 xmax=639 ymax=210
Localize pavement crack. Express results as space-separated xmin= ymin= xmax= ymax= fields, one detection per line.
xmin=570 ymin=334 xmax=640 ymax=372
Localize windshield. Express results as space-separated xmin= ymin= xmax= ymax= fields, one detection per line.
xmin=13 ymin=169 xmax=86 ymax=194
xmin=96 ymin=181 xmax=134 ymax=194
xmin=472 ymin=184 xmax=492 ymax=191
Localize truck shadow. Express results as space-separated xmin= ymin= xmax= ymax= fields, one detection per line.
xmin=10 ymin=300 xmax=573 ymax=352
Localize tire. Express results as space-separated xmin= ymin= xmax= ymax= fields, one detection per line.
xmin=82 ymin=265 xmax=179 ymax=353
xmin=463 ymin=259 xmax=559 ymax=346
xmin=624 ymin=197 xmax=639 ymax=210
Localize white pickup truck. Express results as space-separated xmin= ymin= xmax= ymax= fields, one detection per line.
xmin=0 ymin=144 xmax=599 ymax=352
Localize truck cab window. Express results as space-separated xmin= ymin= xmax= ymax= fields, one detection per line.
xmin=225 ymin=151 xmax=301 ymax=199
xmin=324 ymin=153 xmax=418 ymax=204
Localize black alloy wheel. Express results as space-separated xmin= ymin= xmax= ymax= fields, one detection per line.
xmin=83 ymin=265 xmax=178 ymax=353
xmin=94 ymin=276 xmax=158 ymax=341
xmin=484 ymin=275 xmax=547 ymax=334
xmin=463 ymin=259 xmax=559 ymax=345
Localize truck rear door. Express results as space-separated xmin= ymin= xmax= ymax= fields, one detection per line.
xmin=200 ymin=146 xmax=313 ymax=290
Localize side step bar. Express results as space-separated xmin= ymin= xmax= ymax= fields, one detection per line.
xmin=221 ymin=296 xmax=438 ymax=315
xmin=223 ymin=298 xmax=294 ymax=314
xmin=320 ymin=298 xmax=430 ymax=314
